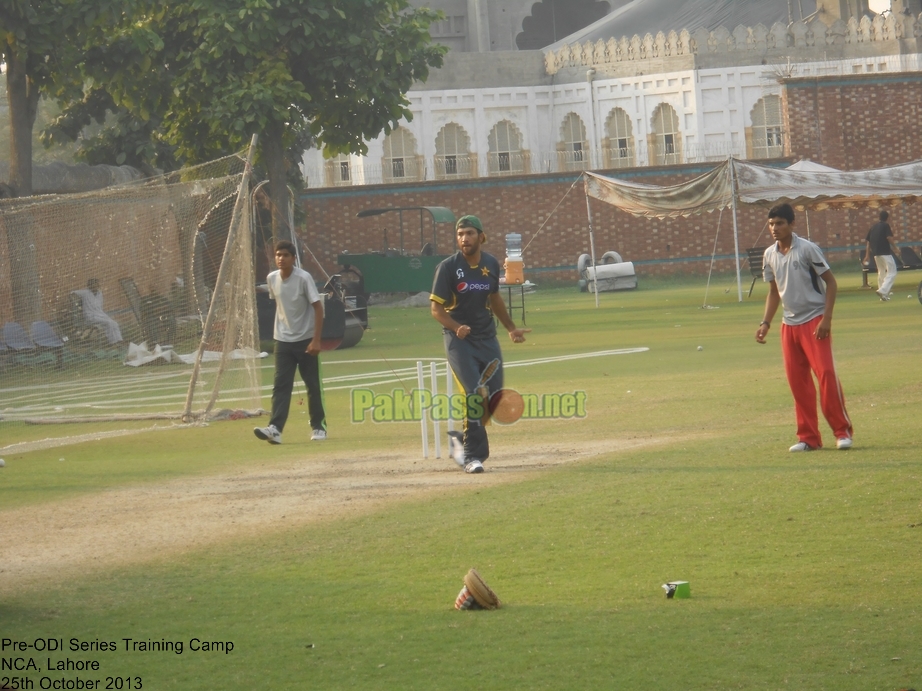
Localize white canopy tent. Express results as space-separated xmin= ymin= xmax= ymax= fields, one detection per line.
xmin=785 ymin=160 xmax=840 ymax=173
xmin=584 ymin=158 xmax=922 ymax=301
xmin=782 ymin=160 xmax=841 ymax=242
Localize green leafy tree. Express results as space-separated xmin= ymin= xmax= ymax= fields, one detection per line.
xmin=0 ymin=92 xmax=84 ymax=168
xmin=48 ymin=0 xmax=446 ymax=241
xmin=0 ymin=0 xmax=123 ymax=195
xmin=1 ymin=1 xmax=122 ymax=321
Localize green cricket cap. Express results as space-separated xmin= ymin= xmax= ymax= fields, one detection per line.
xmin=456 ymin=215 xmax=485 ymax=240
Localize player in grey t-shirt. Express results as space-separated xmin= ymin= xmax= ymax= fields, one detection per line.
xmin=254 ymin=240 xmax=327 ymax=445
xmin=756 ymin=203 xmax=852 ymax=452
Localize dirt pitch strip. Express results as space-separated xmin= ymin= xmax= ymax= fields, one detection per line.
xmin=1 ymin=436 xmax=669 ymax=594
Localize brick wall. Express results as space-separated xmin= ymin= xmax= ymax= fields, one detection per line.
xmin=298 ymin=73 xmax=922 ymax=285
xmin=783 ymin=72 xmax=922 ymax=170
xmin=782 ymin=71 xmax=922 ymax=266
xmin=298 ymin=169 xmax=760 ymax=284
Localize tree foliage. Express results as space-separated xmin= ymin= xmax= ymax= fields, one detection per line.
xmin=3 ymin=1 xmax=141 ymax=186
xmin=0 ymin=0 xmax=105 ymax=194
xmin=45 ymin=0 xmax=446 ymax=239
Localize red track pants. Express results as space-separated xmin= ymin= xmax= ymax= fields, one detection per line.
xmin=781 ymin=315 xmax=853 ymax=448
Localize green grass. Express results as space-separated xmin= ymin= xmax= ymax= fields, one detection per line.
xmin=2 ymin=270 xmax=921 ymax=690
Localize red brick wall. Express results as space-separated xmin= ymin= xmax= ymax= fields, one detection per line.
xmin=782 ymin=71 xmax=922 ymax=268
xmin=298 ymin=169 xmax=766 ymax=283
xmin=783 ymin=72 xmax=922 ymax=170
xmin=298 ymin=73 xmax=922 ymax=284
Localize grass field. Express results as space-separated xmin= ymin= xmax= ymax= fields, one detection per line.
xmin=2 ymin=268 xmax=921 ymax=690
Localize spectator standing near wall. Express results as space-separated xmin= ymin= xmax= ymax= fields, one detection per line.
xmin=864 ymin=210 xmax=902 ymax=302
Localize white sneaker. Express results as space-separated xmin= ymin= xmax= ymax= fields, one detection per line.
xmin=254 ymin=425 xmax=281 ymax=444
xmin=789 ymin=441 xmax=816 ymax=452
xmin=836 ymin=437 xmax=853 ymax=450
xmin=447 ymin=431 xmax=465 ymax=467
xmin=311 ymin=428 xmax=327 ymax=441
xmin=464 ymin=460 xmax=484 ymax=474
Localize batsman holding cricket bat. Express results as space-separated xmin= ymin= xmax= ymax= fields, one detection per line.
xmin=430 ymin=215 xmax=531 ymax=473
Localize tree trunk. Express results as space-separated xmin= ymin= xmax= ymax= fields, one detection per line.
xmin=262 ymin=122 xmax=292 ymax=250
xmin=6 ymin=47 xmax=39 ymax=196
xmin=4 ymin=47 xmax=43 ymax=324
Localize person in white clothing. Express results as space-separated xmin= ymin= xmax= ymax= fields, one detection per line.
xmin=72 ymin=278 xmax=123 ymax=344
xmin=864 ymin=210 xmax=902 ymax=301
xmin=253 ymin=240 xmax=326 ymax=445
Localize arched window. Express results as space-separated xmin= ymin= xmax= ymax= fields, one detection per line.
xmin=603 ymin=108 xmax=634 ymax=169
xmin=435 ymin=123 xmax=474 ymax=179
xmin=382 ymin=127 xmax=421 ymax=181
xmin=488 ymin=120 xmax=526 ymax=175
xmin=650 ymin=103 xmax=682 ymax=165
xmin=748 ymin=95 xmax=784 ymax=159
xmin=324 ymin=153 xmax=353 ymax=187
xmin=558 ymin=113 xmax=589 ymax=171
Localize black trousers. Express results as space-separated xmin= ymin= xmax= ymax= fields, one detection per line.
xmin=444 ymin=332 xmax=504 ymax=463
xmin=269 ymin=339 xmax=326 ymax=433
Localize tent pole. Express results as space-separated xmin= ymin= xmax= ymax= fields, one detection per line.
xmin=729 ymin=158 xmax=743 ymax=302
xmin=584 ymin=176 xmax=600 ymax=308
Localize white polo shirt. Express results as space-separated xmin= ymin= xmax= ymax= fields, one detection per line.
xmin=763 ymin=234 xmax=830 ymax=326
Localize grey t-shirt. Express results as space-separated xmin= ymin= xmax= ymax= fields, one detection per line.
xmin=267 ymin=267 xmax=322 ymax=342
xmin=763 ymin=234 xmax=830 ymax=326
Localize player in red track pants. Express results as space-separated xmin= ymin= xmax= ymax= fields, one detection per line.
xmin=780 ymin=316 xmax=852 ymax=448
xmin=756 ymin=203 xmax=853 ymax=451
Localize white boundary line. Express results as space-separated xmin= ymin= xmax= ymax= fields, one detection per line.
xmin=323 ymin=348 xmax=648 ymax=392
xmin=0 ymin=348 xmax=648 ymax=418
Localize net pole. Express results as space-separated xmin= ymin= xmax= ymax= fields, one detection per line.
xmin=701 ymin=207 xmax=724 ymax=308
xmin=729 ymin=157 xmax=744 ymax=303
xmin=201 ymin=261 xmax=249 ymax=416
xmin=202 ymin=192 xmax=257 ymax=417
xmin=183 ymin=134 xmax=259 ymax=421
xmin=583 ymin=176 xmax=600 ymax=308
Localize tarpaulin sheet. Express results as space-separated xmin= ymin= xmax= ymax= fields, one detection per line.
xmin=585 ymin=159 xmax=922 ymax=218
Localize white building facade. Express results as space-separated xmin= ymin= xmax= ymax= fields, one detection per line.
xmin=302 ymin=10 xmax=922 ymax=188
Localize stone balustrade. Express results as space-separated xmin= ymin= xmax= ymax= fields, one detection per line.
xmin=544 ymin=13 xmax=922 ymax=75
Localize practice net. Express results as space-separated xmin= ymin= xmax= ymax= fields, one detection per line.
xmin=0 ymin=151 xmax=265 ymax=423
